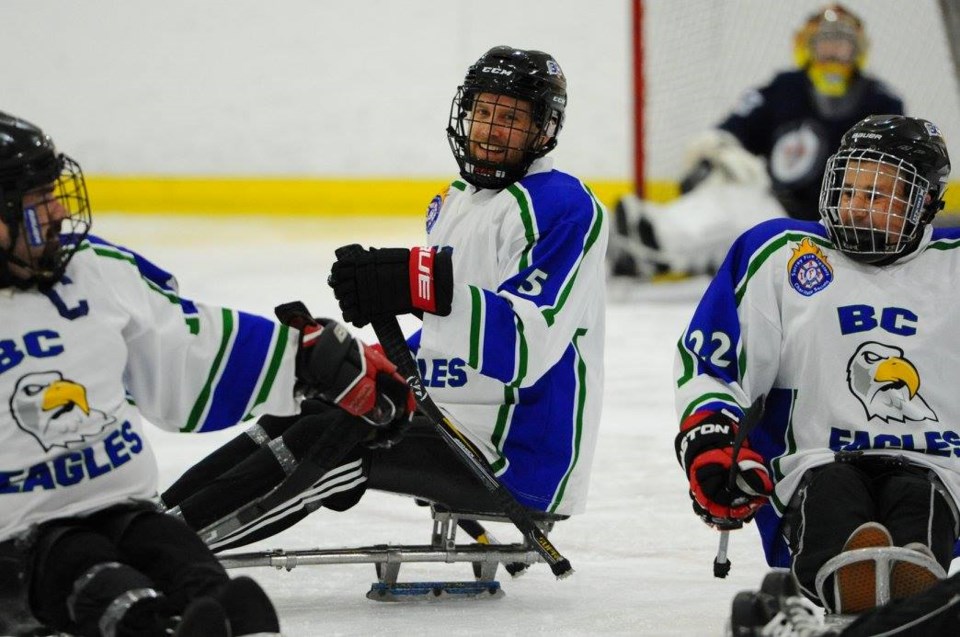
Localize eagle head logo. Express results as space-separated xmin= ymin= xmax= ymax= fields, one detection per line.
xmin=10 ymin=371 xmax=115 ymax=451
xmin=846 ymin=342 xmax=937 ymax=424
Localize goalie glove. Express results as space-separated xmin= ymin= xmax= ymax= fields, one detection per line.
xmin=674 ymin=410 xmax=772 ymax=526
xmin=679 ymin=129 xmax=770 ymax=193
xmin=276 ymin=301 xmax=415 ymax=427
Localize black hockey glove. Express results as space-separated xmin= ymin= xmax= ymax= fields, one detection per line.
xmin=675 ymin=410 xmax=772 ymax=527
xmin=276 ymin=301 xmax=414 ymax=427
xmin=328 ymin=244 xmax=453 ymax=328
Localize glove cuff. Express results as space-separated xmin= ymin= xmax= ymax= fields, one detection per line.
xmin=408 ymin=247 xmax=453 ymax=316
xmin=675 ymin=410 xmax=738 ymax=476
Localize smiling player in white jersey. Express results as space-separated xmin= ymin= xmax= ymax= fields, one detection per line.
xmin=157 ymin=46 xmax=606 ymax=560
xmin=675 ymin=115 xmax=958 ymax=620
xmin=330 ymin=44 xmax=607 ymax=516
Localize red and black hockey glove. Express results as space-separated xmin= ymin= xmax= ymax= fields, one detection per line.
xmin=276 ymin=301 xmax=415 ymax=428
xmin=674 ymin=410 xmax=772 ymax=527
xmin=327 ymin=244 xmax=453 ymax=328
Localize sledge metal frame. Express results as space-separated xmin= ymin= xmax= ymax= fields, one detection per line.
xmin=815 ymin=546 xmax=947 ymax=611
xmin=217 ymin=503 xmax=564 ymax=601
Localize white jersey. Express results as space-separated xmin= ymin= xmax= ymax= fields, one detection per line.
xmin=0 ymin=236 xmax=300 ymax=541
xmin=415 ymin=158 xmax=607 ymax=515
xmin=676 ymin=218 xmax=960 ymax=565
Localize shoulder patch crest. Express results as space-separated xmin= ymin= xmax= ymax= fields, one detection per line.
xmin=426 ymin=185 xmax=450 ymax=234
xmin=788 ymin=237 xmax=833 ymax=296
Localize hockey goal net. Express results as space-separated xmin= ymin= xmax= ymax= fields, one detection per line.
xmin=636 ymin=0 xmax=960 ymax=212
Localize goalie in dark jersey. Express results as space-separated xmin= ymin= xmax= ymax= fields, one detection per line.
xmin=610 ymin=3 xmax=904 ymax=279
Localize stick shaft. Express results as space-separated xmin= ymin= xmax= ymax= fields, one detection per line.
xmin=713 ymin=397 xmax=766 ymax=578
xmin=371 ymin=315 xmax=572 ymax=576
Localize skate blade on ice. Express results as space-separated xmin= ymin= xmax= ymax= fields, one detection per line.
xmin=367 ymin=580 xmax=504 ymax=602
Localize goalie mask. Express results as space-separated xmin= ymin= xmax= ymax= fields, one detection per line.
xmin=0 ymin=113 xmax=91 ymax=289
xmin=447 ymin=46 xmax=567 ymax=190
xmin=819 ymin=115 xmax=950 ymax=265
xmin=794 ymin=3 xmax=868 ymax=98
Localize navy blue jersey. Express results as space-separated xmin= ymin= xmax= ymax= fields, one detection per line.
xmin=719 ymin=70 xmax=904 ymax=220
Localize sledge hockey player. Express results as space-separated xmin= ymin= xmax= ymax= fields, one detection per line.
xmin=674 ymin=115 xmax=956 ymax=616
xmin=610 ymin=3 xmax=904 ymax=279
xmin=162 ymin=46 xmax=606 ymax=556
xmin=0 ymin=112 xmax=409 ymax=636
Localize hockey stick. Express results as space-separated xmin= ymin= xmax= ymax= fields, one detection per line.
xmin=362 ymin=312 xmax=573 ymax=578
xmin=714 ymin=395 xmax=766 ymax=578
xmin=457 ymin=518 xmax=529 ymax=576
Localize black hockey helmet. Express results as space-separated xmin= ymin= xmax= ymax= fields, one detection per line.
xmin=447 ymin=46 xmax=567 ymax=189
xmin=0 ymin=112 xmax=91 ymax=288
xmin=819 ymin=114 xmax=950 ymax=265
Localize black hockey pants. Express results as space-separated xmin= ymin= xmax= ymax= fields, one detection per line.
xmin=164 ymin=402 xmax=529 ymax=552
xmin=12 ymin=503 xmax=229 ymax=635
xmin=786 ymin=455 xmax=957 ymax=605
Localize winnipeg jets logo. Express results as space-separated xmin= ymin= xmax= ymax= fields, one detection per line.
xmin=10 ymin=371 xmax=116 ymax=451
xmin=770 ymin=122 xmax=822 ymax=185
xmin=846 ymin=342 xmax=937 ymax=424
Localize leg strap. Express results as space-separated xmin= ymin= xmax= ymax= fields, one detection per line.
xmin=815 ymin=546 xmax=947 ymax=612
xmin=97 ymin=587 xmax=159 ymax=637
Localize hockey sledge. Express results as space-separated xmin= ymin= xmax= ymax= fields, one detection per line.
xmin=217 ymin=502 xmax=566 ymax=602
xmin=814 ymin=544 xmax=947 ymax=612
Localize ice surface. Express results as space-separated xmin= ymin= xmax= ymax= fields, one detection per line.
xmin=92 ymin=213 xmax=945 ymax=637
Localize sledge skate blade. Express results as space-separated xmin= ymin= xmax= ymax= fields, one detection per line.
xmin=823 ymin=613 xmax=858 ymax=630
xmin=366 ymin=580 xmax=504 ymax=602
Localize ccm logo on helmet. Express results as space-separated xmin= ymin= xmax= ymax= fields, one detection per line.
xmin=481 ymin=66 xmax=513 ymax=76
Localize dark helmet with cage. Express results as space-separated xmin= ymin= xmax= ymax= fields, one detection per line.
xmin=447 ymin=46 xmax=567 ymax=190
xmin=819 ymin=114 xmax=950 ymax=265
xmin=0 ymin=112 xmax=91 ymax=288
xmin=793 ymin=3 xmax=868 ymax=98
